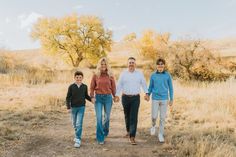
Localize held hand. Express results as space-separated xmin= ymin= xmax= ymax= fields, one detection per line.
xmin=144 ymin=94 xmax=150 ymax=102
xmin=91 ymin=98 xmax=96 ymax=104
xmin=144 ymin=95 xmax=147 ymax=101
xmin=114 ymin=96 xmax=120 ymax=103
xmin=66 ymin=105 xmax=71 ymax=112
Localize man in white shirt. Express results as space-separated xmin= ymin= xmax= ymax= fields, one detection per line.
xmin=114 ymin=57 xmax=149 ymax=145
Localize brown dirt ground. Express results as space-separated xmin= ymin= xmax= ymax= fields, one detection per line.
xmin=1 ymin=101 xmax=177 ymax=157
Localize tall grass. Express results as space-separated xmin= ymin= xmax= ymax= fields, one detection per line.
xmin=174 ymin=79 xmax=236 ymax=120
xmin=167 ymin=80 xmax=236 ymax=157
xmin=0 ymin=53 xmax=57 ymax=85
xmin=0 ymin=82 xmax=67 ymax=151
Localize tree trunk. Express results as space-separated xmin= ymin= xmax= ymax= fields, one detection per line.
xmin=74 ymin=56 xmax=83 ymax=67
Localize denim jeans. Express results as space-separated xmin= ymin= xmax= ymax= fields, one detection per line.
xmin=122 ymin=95 xmax=140 ymax=137
xmin=94 ymin=94 xmax=113 ymax=142
xmin=71 ymin=106 xmax=85 ymax=141
xmin=151 ymin=100 xmax=168 ymax=136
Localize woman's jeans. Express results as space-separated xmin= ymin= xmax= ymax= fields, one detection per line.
xmin=94 ymin=94 xmax=113 ymax=142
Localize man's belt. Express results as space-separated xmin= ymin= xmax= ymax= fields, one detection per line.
xmin=122 ymin=94 xmax=140 ymax=97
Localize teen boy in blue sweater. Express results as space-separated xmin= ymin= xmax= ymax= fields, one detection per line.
xmin=147 ymin=58 xmax=173 ymax=143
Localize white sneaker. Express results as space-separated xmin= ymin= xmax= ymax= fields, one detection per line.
xmin=158 ymin=134 xmax=165 ymax=143
xmin=74 ymin=142 xmax=81 ymax=148
xmin=98 ymin=141 xmax=104 ymax=145
xmin=150 ymin=126 xmax=156 ymax=135
xmin=74 ymin=138 xmax=81 ymax=148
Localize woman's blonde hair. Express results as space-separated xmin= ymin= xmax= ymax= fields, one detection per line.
xmin=95 ymin=57 xmax=113 ymax=77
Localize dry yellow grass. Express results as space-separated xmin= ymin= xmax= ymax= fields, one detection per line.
xmin=138 ymin=81 xmax=236 ymax=157
xmin=139 ymin=80 xmax=236 ymax=157
xmin=0 ymin=83 xmax=66 ymax=138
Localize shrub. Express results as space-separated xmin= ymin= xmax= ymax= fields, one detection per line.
xmin=137 ymin=31 xmax=231 ymax=82
xmin=169 ymin=40 xmax=230 ymax=81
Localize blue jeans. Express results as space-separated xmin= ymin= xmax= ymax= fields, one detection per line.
xmin=95 ymin=94 xmax=113 ymax=142
xmin=71 ymin=106 xmax=85 ymax=141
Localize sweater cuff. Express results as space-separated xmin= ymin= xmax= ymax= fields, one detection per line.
xmin=66 ymin=104 xmax=71 ymax=109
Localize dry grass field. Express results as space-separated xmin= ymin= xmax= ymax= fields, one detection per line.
xmin=0 ymin=39 xmax=236 ymax=157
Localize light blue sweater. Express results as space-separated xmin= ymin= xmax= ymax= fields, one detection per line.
xmin=148 ymin=71 xmax=173 ymax=101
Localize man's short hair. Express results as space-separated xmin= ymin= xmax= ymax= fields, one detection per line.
xmin=74 ymin=71 xmax=83 ymax=77
xmin=128 ymin=57 xmax=136 ymax=61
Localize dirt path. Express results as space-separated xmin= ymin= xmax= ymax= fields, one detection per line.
xmin=2 ymin=103 xmax=176 ymax=157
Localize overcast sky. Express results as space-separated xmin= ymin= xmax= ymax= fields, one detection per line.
xmin=0 ymin=0 xmax=236 ymax=50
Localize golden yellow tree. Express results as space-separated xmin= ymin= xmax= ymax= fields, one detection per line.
xmin=31 ymin=14 xmax=112 ymax=67
xmin=139 ymin=30 xmax=170 ymax=70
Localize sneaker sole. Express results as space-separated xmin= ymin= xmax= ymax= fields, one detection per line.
xmin=74 ymin=144 xmax=81 ymax=148
xmin=130 ymin=142 xmax=137 ymax=145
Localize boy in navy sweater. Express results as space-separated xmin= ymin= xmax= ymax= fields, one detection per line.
xmin=66 ymin=71 xmax=91 ymax=148
xmin=147 ymin=58 xmax=174 ymax=143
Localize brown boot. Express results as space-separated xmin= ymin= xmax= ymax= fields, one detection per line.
xmin=129 ymin=137 xmax=137 ymax=145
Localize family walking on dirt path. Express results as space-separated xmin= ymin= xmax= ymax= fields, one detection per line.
xmin=66 ymin=56 xmax=173 ymax=148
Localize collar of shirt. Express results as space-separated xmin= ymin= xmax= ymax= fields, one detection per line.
xmin=126 ymin=69 xmax=137 ymax=73
xmin=156 ymin=70 xmax=166 ymax=74
xmin=75 ymin=83 xmax=82 ymax=88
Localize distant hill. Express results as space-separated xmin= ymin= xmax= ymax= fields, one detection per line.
xmin=206 ymin=37 xmax=236 ymax=57
xmin=1 ymin=38 xmax=236 ymax=70
xmin=3 ymin=49 xmax=70 ymax=70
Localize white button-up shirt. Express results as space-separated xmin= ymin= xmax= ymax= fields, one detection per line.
xmin=116 ymin=69 xmax=148 ymax=96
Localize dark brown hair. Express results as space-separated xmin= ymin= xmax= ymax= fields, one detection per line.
xmin=156 ymin=58 xmax=166 ymax=65
xmin=128 ymin=57 xmax=136 ymax=61
xmin=74 ymin=71 xmax=83 ymax=77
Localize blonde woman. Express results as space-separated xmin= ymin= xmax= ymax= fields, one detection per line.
xmin=90 ymin=57 xmax=116 ymax=144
